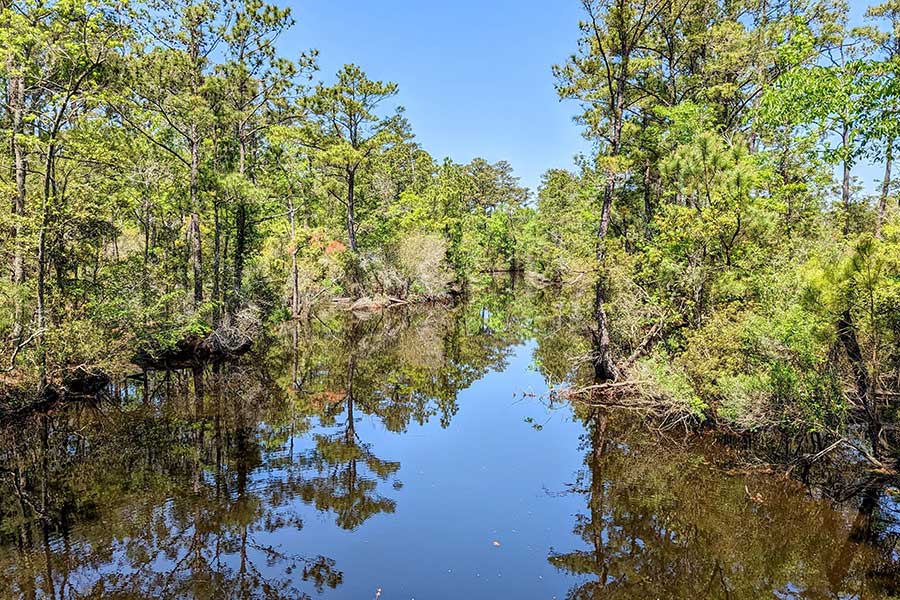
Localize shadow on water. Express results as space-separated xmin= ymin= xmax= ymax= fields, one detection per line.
xmin=1 ymin=280 xmax=899 ymax=598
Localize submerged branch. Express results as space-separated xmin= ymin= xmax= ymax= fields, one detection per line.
xmin=562 ymin=380 xmax=651 ymax=396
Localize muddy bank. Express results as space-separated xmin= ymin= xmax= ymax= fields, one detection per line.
xmin=330 ymin=292 xmax=459 ymax=313
xmin=0 ymin=368 xmax=108 ymax=425
xmin=132 ymin=332 xmax=253 ymax=370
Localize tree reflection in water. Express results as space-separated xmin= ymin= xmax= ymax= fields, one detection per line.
xmin=549 ymin=407 xmax=900 ymax=599
xmin=2 ymin=283 xmax=900 ymax=598
xmin=289 ymin=299 xmax=530 ymax=530
xmin=0 ymin=292 xmax=529 ymax=598
xmin=0 ymin=364 xmax=342 ymax=599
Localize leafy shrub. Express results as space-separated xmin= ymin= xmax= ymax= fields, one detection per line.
xmin=633 ymin=350 xmax=709 ymax=420
xmin=396 ymin=231 xmax=453 ymax=298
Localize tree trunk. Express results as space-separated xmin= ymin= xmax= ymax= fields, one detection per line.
xmin=592 ymin=278 xmax=619 ymax=382
xmin=189 ymin=130 xmax=203 ymax=307
xmin=142 ymin=198 xmax=151 ymax=304
xmin=288 ymin=200 xmax=299 ymax=316
xmin=592 ymin=171 xmax=618 ymax=382
xmin=37 ymin=143 xmax=56 ymax=387
xmin=347 ymin=168 xmax=358 ymax=252
xmin=841 ymin=122 xmax=852 ymax=236
xmin=190 ymin=210 xmax=203 ymax=306
xmin=591 ymin=78 xmax=624 ymax=383
xmin=876 ymin=139 xmax=893 ymax=238
xmin=642 ymin=157 xmax=653 ymax=238
xmin=9 ymin=63 xmax=26 ymax=345
xmin=232 ymin=135 xmax=248 ymax=313
xmin=188 ymin=22 xmax=204 ymax=310
xmin=232 ymin=202 xmax=246 ymax=309
xmin=837 ymin=309 xmax=880 ymax=456
xmin=212 ymin=199 xmax=221 ymax=326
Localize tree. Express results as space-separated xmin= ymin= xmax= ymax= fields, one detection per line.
xmin=761 ymin=14 xmax=870 ymax=235
xmin=303 ymin=64 xmax=408 ymax=253
xmin=218 ymin=0 xmax=312 ymax=313
xmin=0 ymin=0 xmax=128 ymax=376
xmin=858 ymin=0 xmax=900 ymax=236
xmin=120 ymin=0 xmax=226 ymax=308
xmin=554 ymin=0 xmax=666 ymax=381
xmin=554 ymin=0 xmax=664 ymax=250
xmin=523 ymin=168 xmax=595 ymax=279
xmin=1 ymin=0 xmax=28 ymax=345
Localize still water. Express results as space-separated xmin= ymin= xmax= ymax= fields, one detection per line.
xmin=1 ymin=287 xmax=899 ymax=598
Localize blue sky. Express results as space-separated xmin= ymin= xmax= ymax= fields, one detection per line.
xmin=284 ymin=0 xmax=591 ymax=192
xmin=283 ymin=0 xmax=881 ymax=195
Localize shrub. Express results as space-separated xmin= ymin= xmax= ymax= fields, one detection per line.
xmin=395 ymin=231 xmax=453 ymax=298
xmin=633 ymin=349 xmax=709 ymax=421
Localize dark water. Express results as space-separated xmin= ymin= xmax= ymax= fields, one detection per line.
xmin=2 ymin=286 xmax=900 ymax=599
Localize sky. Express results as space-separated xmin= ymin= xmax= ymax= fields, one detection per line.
xmin=283 ymin=0 xmax=591 ymax=192
xmin=282 ymin=0 xmax=881 ymax=195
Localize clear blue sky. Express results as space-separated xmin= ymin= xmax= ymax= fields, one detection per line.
xmin=282 ymin=0 xmax=882 ymax=196
xmin=284 ymin=0 xmax=591 ymax=192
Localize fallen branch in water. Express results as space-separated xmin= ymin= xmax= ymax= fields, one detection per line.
xmin=839 ymin=438 xmax=890 ymax=472
xmin=785 ymin=437 xmax=890 ymax=475
xmin=784 ymin=439 xmax=846 ymax=477
xmin=557 ymin=379 xmax=702 ymax=434
xmin=561 ymin=380 xmax=651 ymax=397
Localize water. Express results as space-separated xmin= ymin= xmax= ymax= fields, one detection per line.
xmin=1 ymin=287 xmax=899 ymax=598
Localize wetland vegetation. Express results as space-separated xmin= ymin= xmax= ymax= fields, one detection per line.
xmin=3 ymin=0 xmax=900 ymax=596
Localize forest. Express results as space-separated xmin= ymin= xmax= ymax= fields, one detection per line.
xmin=2 ymin=0 xmax=900 ymax=470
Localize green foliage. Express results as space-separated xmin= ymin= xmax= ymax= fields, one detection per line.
xmin=537 ymin=0 xmax=900 ymax=445
xmin=1 ymin=0 xmax=899 ymax=454
xmin=0 ymin=0 xmax=541 ymax=389
xmin=633 ymin=350 xmax=709 ymax=421
xmin=521 ymin=168 xmax=596 ymax=279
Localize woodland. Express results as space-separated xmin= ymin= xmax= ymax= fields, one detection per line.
xmin=2 ymin=0 xmax=900 ymax=467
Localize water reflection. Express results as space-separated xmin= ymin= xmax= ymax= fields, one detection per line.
xmin=0 ymin=291 xmax=533 ymax=598
xmin=0 ymin=364 xmax=342 ymax=599
xmin=550 ymin=407 xmax=900 ymax=599
xmin=0 ymin=283 xmax=898 ymax=598
xmin=298 ymin=350 xmax=402 ymax=531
